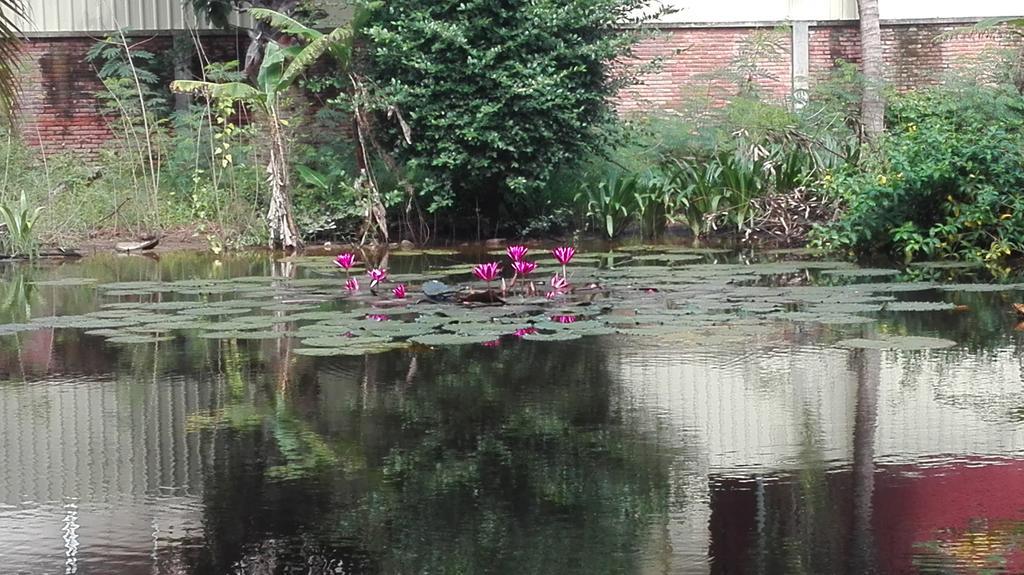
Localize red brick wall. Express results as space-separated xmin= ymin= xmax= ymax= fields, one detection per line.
xmin=809 ymin=22 xmax=1019 ymax=88
xmin=14 ymin=21 xmax=1022 ymax=153
xmin=15 ymin=33 xmax=248 ymax=157
xmin=619 ymin=26 xmax=793 ymax=113
xmin=622 ymin=20 xmax=1022 ymax=113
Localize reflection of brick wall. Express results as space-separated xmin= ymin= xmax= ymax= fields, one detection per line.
xmin=621 ymin=20 xmax=1022 ymax=113
xmin=16 ymin=33 xmax=248 ymax=157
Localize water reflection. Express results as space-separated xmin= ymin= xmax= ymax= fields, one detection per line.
xmin=1 ymin=254 xmax=1024 ymax=574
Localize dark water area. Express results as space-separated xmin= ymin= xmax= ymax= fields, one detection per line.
xmin=1 ymin=249 xmax=1024 ymax=574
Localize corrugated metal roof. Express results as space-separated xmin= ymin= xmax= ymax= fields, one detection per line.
xmin=4 ymin=0 xmax=1023 ymax=34
xmin=8 ymin=0 xmax=251 ymax=34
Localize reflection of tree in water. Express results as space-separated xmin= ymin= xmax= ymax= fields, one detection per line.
xmin=180 ymin=339 xmax=670 ymax=574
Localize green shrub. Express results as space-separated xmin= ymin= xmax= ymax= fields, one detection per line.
xmin=360 ymin=0 xmax=662 ymax=231
xmin=811 ymin=84 xmax=1024 ymax=264
xmin=0 ymin=190 xmax=44 ymax=257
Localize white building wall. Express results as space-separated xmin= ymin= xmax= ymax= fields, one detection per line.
xmin=653 ymin=0 xmax=1022 ymax=24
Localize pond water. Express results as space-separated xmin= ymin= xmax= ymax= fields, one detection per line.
xmin=1 ymin=247 xmax=1024 ymax=574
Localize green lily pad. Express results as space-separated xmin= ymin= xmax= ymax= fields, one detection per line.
xmin=199 ymin=330 xmax=285 ymax=340
xmin=522 ymin=331 xmax=583 ymax=341
xmin=293 ymin=342 xmax=409 ymax=356
xmin=410 ymin=333 xmax=501 ymax=346
xmin=939 ymin=283 xmax=1024 ymax=292
xmin=32 ymin=277 xmax=99 ymax=287
xmin=105 ymin=334 xmax=176 ymax=344
xmin=178 ymin=307 xmax=253 ymax=317
xmin=882 ymin=301 xmax=957 ymax=312
xmin=821 ymin=268 xmax=901 ymax=278
xmin=908 ymin=261 xmax=984 ymax=269
xmin=0 ymin=323 xmax=42 ymax=335
xmin=835 ymin=336 xmax=957 ymax=350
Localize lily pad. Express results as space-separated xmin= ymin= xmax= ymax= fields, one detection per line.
xmin=410 ymin=333 xmax=501 ymax=346
xmin=522 ymin=331 xmax=583 ymax=342
xmin=835 ymin=336 xmax=957 ymax=350
xmin=199 ymin=330 xmax=286 ymax=340
xmin=32 ymin=277 xmax=99 ymax=287
xmin=105 ymin=334 xmax=176 ymax=344
xmin=882 ymin=301 xmax=957 ymax=312
xmin=0 ymin=323 xmax=42 ymax=335
xmin=821 ymin=268 xmax=901 ymax=278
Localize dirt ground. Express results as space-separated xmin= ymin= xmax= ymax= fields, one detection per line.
xmin=54 ymin=226 xmax=226 ymax=256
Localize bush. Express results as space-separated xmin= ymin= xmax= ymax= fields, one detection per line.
xmin=360 ymin=0 xmax=660 ymax=232
xmin=811 ymin=84 xmax=1024 ymax=263
xmin=569 ymin=84 xmax=858 ymax=240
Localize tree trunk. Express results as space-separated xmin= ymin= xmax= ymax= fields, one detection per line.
xmin=859 ymin=0 xmax=885 ymax=142
xmin=266 ymin=108 xmax=302 ymax=251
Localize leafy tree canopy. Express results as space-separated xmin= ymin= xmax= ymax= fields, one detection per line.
xmin=359 ymin=0 xmax=663 ymax=220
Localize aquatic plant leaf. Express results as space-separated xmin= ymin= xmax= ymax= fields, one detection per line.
xmin=882 ymin=301 xmax=957 ymax=312
xmin=806 ymin=303 xmax=883 ymax=314
xmin=105 ymin=334 xmax=175 ymax=344
xmin=301 ymin=335 xmax=393 ymax=348
xmin=939 ymin=283 xmax=1024 ymax=292
xmin=410 ymin=333 xmax=501 ymax=346
xmin=31 ymin=277 xmax=99 ymax=287
xmin=835 ymin=336 xmax=957 ymax=350
xmin=178 ymin=307 xmax=253 ymax=317
xmin=821 ymin=268 xmax=901 ymax=277
xmin=199 ymin=330 xmax=286 ymax=340
xmin=908 ymin=261 xmax=984 ymax=269
xmin=0 ymin=323 xmax=41 ymax=335
xmin=521 ymin=331 xmax=583 ymax=341
xmin=293 ymin=342 xmax=409 ymax=356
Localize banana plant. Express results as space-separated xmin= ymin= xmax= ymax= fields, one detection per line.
xmin=0 ymin=191 xmax=45 ymax=258
xmin=171 ymin=10 xmax=354 ymax=251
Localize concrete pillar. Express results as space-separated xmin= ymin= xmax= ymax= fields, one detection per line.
xmin=792 ymin=22 xmax=811 ymax=108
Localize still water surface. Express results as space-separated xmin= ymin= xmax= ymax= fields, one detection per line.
xmin=1 ymin=250 xmax=1024 ymax=574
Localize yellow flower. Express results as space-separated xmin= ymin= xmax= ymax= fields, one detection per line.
xmin=1000 ymin=213 xmax=1012 ymax=220
xmin=907 ymin=123 xmax=917 ymax=133
xmin=877 ymin=175 xmax=888 ymax=185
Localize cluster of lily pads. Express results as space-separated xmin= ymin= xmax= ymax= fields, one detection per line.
xmin=0 ymin=245 xmax=999 ymax=354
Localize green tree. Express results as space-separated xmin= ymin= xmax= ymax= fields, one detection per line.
xmin=0 ymin=0 xmax=25 ymax=117
xmin=360 ymin=0 xmax=663 ymax=230
xmin=172 ymin=9 xmax=354 ymax=250
xmin=189 ymin=0 xmax=306 ymax=80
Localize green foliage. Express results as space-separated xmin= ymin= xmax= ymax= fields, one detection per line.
xmin=0 ymin=0 xmax=26 ymax=118
xmin=86 ymin=34 xmax=171 ymax=118
xmin=360 ymin=0 xmax=662 ymax=226
xmin=571 ymin=82 xmax=858 ymax=239
xmin=811 ymin=83 xmax=1024 ymax=264
xmin=575 ymin=168 xmax=668 ymax=240
xmin=0 ymin=190 xmax=44 ymax=257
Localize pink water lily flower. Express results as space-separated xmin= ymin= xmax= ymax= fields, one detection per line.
xmin=392 ymin=284 xmax=407 ymax=299
xmin=551 ymin=314 xmax=578 ymax=324
xmin=367 ymin=314 xmax=389 ymax=322
xmin=482 ymin=339 xmax=501 ymax=348
xmin=345 ymin=277 xmax=360 ymax=292
xmin=506 ymin=245 xmax=528 ymax=262
xmin=512 ymin=260 xmax=537 ymax=277
xmin=550 ymin=274 xmax=569 ymax=290
xmin=514 ymin=327 xmax=537 ymax=338
xmin=367 ymin=268 xmax=388 ymax=286
xmin=473 ymin=261 xmax=502 ymax=283
xmin=552 ymin=246 xmax=576 ymax=266
xmin=334 ymin=252 xmax=357 ymax=271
